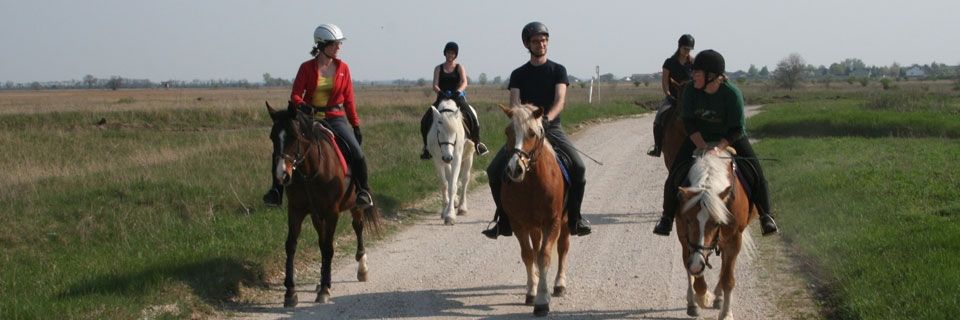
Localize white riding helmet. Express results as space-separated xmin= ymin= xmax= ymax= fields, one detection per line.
xmin=313 ymin=24 xmax=346 ymax=45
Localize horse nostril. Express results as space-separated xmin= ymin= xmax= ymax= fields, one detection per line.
xmin=442 ymin=156 xmax=453 ymax=163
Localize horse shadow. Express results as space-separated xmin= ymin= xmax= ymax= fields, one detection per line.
xmin=57 ymin=257 xmax=265 ymax=304
xmin=235 ymin=283 xmax=685 ymax=319
xmin=582 ymin=211 xmax=663 ymax=227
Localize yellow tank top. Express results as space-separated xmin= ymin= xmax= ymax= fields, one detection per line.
xmin=311 ymin=75 xmax=333 ymax=118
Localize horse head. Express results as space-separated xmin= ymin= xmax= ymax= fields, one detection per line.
xmin=677 ymin=147 xmax=735 ymax=276
xmin=266 ymin=101 xmax=316 ymax=186
xmin=431 ymin=99 xmax=464 ymax=163
xmin=498 ymin=103 xmax=547 ymax=182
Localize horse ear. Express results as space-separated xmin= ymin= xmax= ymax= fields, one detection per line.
xmin=532 ymin=106 xmax=544 ymax=119
xmin=266 ymin=101 xmax=278 ymax=120
xmin=498 ymin=104 xmax=513 ymax=117
xmin=430 ymin=105 xmax=441 ymax=118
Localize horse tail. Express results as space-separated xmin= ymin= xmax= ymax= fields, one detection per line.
xmin=739 ymin=229 xmax=758 ymax=264
xmin=362 ymin=205 xmax=384 ymax=236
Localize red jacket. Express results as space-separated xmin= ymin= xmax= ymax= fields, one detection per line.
xmin=290 ymin=58 xmax=360 ymax=127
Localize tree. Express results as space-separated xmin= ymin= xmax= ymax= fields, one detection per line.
xmin=598 ymin=73 xmax=615 ymax=82
xmin=747 ymin=64 xmax=758 ymax=77
xmin=759 ymin=66 xmax=770 ymax=77
xmin=887 ymin=62 xmax=901 ymax=78
xmin=416 ymin=78 xmax=426 ymax=86
xmin=83 ymin=74 xmax=97 ymax=88
xmin=774 ymin=53 xmax=806 ymax=89
xmin=492 ymin=76 xmax=502 ymax=85
xmin=107 ymin=76 xmax=123 ymax=90
xmin=478 ymin=73 xmax=488 ymax=86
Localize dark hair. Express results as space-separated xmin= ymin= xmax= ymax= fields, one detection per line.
xmin=310 ymin=45 xmax=320 ymax=57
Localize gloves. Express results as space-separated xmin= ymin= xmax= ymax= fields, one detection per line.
xmin=454 ymin=90 xmax=464 ymax=98
xmin=297 ymin=103 xmax=315 ymax=117
xmin=353 ymin=126 xmax=362 ymax=145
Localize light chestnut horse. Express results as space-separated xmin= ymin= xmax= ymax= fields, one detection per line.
xmin=426 ymin=99 xmax=475 ymax=225
xmin=675 ymin=147 xmax=755 ymax=320
xmin=267 ymin=102 xmax=383 ymax=307
xmin=497 ymin=103 xmax=571 ymax=317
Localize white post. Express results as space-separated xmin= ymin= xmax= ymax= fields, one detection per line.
xmin=595 ymin=66 xmax=600 ymax=102
xmin=588 ymin=78 xmax=594 ymax=104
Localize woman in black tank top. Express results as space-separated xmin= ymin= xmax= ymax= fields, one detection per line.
xmin=419 ymin=41 xmax=489 ymax=159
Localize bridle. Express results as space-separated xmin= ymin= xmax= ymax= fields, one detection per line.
xmin=510 ymin=125 xmax=546 ymax=172
xmin=434 ymin=107 xmax=461 ymax=150
xmin=277 ymin=118 xmax=323 ymax=181
xmin=688 ymin=230 xmax=721 ymax=270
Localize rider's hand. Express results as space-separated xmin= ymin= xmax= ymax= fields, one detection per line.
xmin=706 ymin=146 xmax=721 ymax=156
xmin=454 ymin=90 xmax=464 ymax=98
xmin=353 ymin=126 xmax=362 ymax=145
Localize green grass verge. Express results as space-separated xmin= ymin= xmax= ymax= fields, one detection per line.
xmin=750 ymin=94 xmax=960 ymax=319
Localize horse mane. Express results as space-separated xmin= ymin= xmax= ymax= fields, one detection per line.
xmin=682 ymin=149 xmax=733 ymax=225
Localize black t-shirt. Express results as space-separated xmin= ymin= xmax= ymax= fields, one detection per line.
xmin=662 ymin=56 xmax=693 ymax=96
xmin=437 ymin=63 xmax=462 ymax=92
xmin=508 ymin=60 xmax=569 ymax=122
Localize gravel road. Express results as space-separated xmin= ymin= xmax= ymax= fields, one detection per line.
xmin=230 ymin=110 xmax=796 ymax=319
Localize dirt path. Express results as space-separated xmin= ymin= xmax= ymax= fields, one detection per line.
xmin=228 ymin=109 xmax=816 ymax=319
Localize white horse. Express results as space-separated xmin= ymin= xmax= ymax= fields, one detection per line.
xmin=426 ymin=99 xmax=475 ymax=225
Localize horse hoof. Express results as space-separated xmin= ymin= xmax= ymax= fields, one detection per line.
xmin=533 ymin=304 xmax=550 ymax=317
xmin=686 ymin=305 xmax=700 ymax=317
xmin=443 ymin=217 xmax=454 ymax=225
xmin=315 ymin=288 xmax=332 ymax=303
xmin=357 ymin=270 xmax=368 ymax=282
xmin=525 ymin=295 xmax=535 ymax=305
xmin=283 ymin=293 xmax=298 ymax=308
xmin=457 ymin=208 xmax=467 ymax=216
xmin=552 ymin=286 xmax=565 ymax=297
xmin=713 ymin=296 xmax=724 ymax=309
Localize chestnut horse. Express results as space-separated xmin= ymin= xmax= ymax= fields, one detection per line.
xmin=675 ymin=147 xmax=755 ymax=319
xmin=266 ymin=102 xmax=382 ymax=307
xmin=497 ymin=104 xmax=571 ymax=317
xmin=426 ymin=99 xmax=475 ymax=225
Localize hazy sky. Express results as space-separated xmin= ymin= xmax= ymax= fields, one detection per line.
xmin=2 ymin=0 xmax=958 ymax=83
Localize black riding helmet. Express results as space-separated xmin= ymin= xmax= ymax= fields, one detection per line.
xmin=443 ymin=41 xmax=459 ymax=57
xmin=678 ymin=34 xmax=695 ymax=48
xmin=693 ymin=49 xmax=725 ymax=77
xmin=521 ymin=21 xmax=549 ymax=44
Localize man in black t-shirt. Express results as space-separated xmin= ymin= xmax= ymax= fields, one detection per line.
xmin=482 ymin=21 xmax=592 ymax=239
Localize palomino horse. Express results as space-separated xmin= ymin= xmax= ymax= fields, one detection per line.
xmin=497 ymin=103 xmax=571 ymax=317
xmin=426 ymin=99 xmax=475 ymax=225
xmin=675 ymin=147 xmax=755 ymax=319
xmin=266 ymin=102 xmax=383 ymax=307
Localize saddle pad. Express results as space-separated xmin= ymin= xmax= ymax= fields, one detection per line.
xmin=314 ymin=123 xmax=349 ymax=177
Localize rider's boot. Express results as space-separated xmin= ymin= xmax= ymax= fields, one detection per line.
xmin=759 ymin=211 xmax=779 ymax=235
xmin=481 ymin=208 xmax=512 ymax=239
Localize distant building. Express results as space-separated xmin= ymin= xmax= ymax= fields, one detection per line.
xmin=904 ymin=66 xmax=925 ymax=78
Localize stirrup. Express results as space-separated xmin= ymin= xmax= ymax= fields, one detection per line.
xmin=476 ymin=142 xmax=489 ymax=156
xmin=263 ymin=188 xmax=282 ymax=207
xmin=481 ymin=221 xmax=499 ymax=239
xmin=652 ymin=216 xmax=673 ymax=236
xmin=356 ymin=190 xmax=374 ymax=209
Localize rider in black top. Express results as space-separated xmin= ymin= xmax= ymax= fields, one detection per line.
xmin=419 ymin=41 xmax=489 ymax=159
xmin=648 ymin=34 xmax=694 ymax=157
xmin=482 ymin=21 xmax=592 ymax=239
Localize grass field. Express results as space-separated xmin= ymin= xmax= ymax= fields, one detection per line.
xmin=0 ymin=85 xmax=651 ymax=319
xmin=749 ymin=86 xmax=960 ymax=319
xmin=2 ymin=79 xmax=957 ymax=319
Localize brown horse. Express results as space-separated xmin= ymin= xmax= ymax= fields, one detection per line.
xmin=661 ymin=80 xmax=689 ymax=169
xmin=497 ymin=103 xmax=571 ymax=317
xmin=675 ymin=147 xmax=755 ymax=319
xmin=266 ymin=102 xmax=382 ymax=307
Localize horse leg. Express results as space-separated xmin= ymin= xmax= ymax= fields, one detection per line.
xmin=718 ymin=237 xmax=742 ymax=320
xmin=533 ymin=223 xmax=560 ymax=317
xmin=516 ymin=230 xmax=538 ymax=305
xmin=444 ymin=157 xmax=461 ymax=225
xmin=351 ymin=208 xmax=368 ymax=282
xmin=283 ymin=210 xmax=306 ymax=308
xmin=315 ymin=213 xmax=338 ymax=303
xmin=686 ymin=275 xmax=700 ymax=316
xmin=456 ymin=155 xmax=472 ymax=216
xmin=552 ymin=223 xmax=570 ymax=297
xmin=433 ymin=162 xmax=449 ymax=221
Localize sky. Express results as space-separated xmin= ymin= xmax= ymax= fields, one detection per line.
xmin=2 ymin=0 xmax=958 ymax=83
